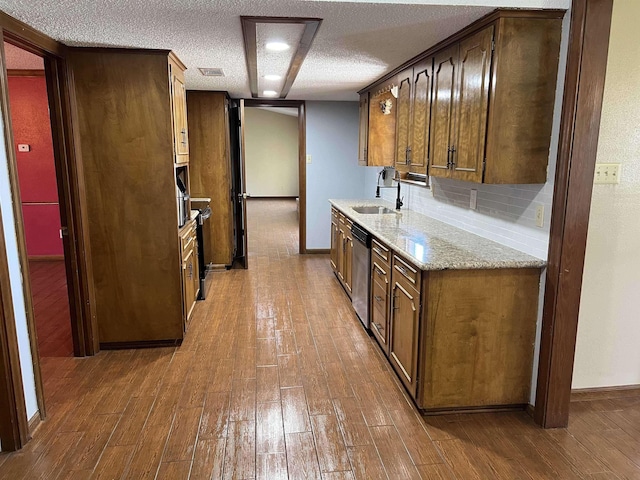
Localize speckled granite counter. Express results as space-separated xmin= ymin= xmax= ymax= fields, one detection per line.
xmin=329 ymin=199 xmax=546 ymax=271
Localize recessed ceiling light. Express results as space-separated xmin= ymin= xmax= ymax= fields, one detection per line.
xmin=263 ymin=90 xmax=278 ymax=97
xmin=265 ymin=42 xmax=290 ymax=52
xmin=264 ymin=74 xmax=282 ymax=81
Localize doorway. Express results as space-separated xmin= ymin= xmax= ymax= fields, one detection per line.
xmin=244 ymin=105 xmax=300 ymax=258
xmin=4 ymin=43 xmax=73 ymax=359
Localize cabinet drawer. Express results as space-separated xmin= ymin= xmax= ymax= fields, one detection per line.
xmin=372 ymin=279 xmax=388 ymax=315
xmin=371 ymin=305 xmax=389 ymax=353
xmin=393 ymin=254 xmax=421 ymax=292
xmin=372 ymin=260 xmax=389 ymax=287
xmin=372 ymin=238 xmax=391 ymax=266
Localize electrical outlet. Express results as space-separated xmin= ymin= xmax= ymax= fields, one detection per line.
xmin=470 ymin=189 xmax=478 ymax=210
xmin=594 ymin=163 xmax=621 ymax=184
xmin=536 ymin=205 xmax=544 ymax=228
xmin=306 ymin=155 xmax=312 ymax=164
xmin=18 ymin=144 xmax=30 ymax=152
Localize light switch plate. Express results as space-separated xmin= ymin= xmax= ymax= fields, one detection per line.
xmin=18 ymin=144 xmax=30 ymax=152
xmin=469 ymin=189 xmax=478 ymax=210
xmin=594 ymin=163 xmax=621 ymax=184
xmin=536 ymin=205 xmax=544 ymax=228
xmin=306 ymin=155 xmax=312 ymax=164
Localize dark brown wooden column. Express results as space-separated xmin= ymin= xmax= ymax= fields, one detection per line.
xmin=534 ymin=0 xmax=614 ymax=428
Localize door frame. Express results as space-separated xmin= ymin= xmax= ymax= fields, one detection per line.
xmin=243 ymin=99 xmax=307 ymax=254
xmin=0 ymin=12 xmax=97 ymax=450
xmin=534 ymin=0 xmax=613 ymax=428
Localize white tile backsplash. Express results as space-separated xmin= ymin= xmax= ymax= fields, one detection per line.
xmin=381 ymin=178 xmax=552 ymax=259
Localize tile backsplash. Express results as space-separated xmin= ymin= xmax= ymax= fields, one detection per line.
xmin=380 ymin=178 xmax=553 ymax=259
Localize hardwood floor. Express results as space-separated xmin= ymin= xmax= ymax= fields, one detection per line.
xmin=28 ymin=260 xmax=73 ymax=357
xmin=1 ymin=199 xmax=639 ymax=479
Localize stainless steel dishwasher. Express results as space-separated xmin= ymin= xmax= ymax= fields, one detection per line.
xmin=350 ymin=223 xmax=371 ymax=330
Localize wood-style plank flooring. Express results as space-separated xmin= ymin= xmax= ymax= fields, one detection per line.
xmin=28 ymin=260 xmax=73 ymax=357
xmin=1 ymin=199 xmax=639 ymax=479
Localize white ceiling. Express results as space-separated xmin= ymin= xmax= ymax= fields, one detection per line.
xmin=0 ymin=0 xmax=569 ymax=101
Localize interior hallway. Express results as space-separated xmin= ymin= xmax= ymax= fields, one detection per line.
xmin=29 ymin=260 xmax=73 ymax=357
xmin=0 ymin=199 xmax=639 ymax=479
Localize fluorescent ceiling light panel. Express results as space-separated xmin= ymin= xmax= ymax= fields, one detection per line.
xmin=265 ymin=41 xmax=290 ymax=51
xmin=264 ymin=74 xmax=282 ymax=80
xmin=263 ymin=90 xmax=278 ymax=96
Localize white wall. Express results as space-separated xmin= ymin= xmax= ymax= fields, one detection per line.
xmin=0 ymin=114 xmax=39 ymax=426
xmin=573 ymin=0 xmax=640 ymax=389
xmin=245 ymin=108 xmax=299 ymax=198
xmin=306 ymin=101 xmax=371 ymax=250
xmin=378 ymin=11 xmax=571 ymax=403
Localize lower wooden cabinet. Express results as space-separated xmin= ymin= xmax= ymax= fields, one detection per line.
xmin=389 ymin=259 xmax=421 ymax=399
xmin=331 ymin=209 xmax=353 ymax=296
xmin=365 ymin=238 xmax=540 ymax=412
xmin=180 ymin=219 xmax=200 ymax=329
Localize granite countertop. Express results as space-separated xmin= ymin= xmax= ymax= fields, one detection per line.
xmin=329 ymin=199 xmax=546 ymax=271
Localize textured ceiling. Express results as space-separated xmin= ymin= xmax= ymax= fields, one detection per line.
xmin=3 ymin=42 xmax=44 ymax=69
xmin=0 ymin=0 xmax=569 ymax=101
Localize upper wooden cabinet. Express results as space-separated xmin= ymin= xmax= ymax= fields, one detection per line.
xmin=366 ymin=79 xmax=397 ymax=167
xmin=358 ymin=93 xmax=369 ymax=165
xmin=69 ymin=48 xmax=188 ymax=347
xmin=170 ymin=56 xmax=189 ymax=165
xmin=430 ymin=26 xmax=493 ymax=183
xmin=359 ymin=10 xmax=563 ymax=184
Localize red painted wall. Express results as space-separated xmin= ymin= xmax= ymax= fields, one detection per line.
xmin=7 ymin=76 xmax=63 ymax=257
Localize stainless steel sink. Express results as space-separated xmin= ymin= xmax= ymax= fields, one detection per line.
xmin=352 ymin=206 xmax=396 ymax=214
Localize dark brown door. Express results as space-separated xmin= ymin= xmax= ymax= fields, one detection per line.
xmin=410 ymin=60 xmax=433 ymax=176
xmin=237 ymin=99 xmax=249 ymax=269
xmin=451 ymin=26 xmax=494 ymax=183
xmin=395 ymin=68 xmax=413 ymax=174
xmin=429 ymin=45 xmax=458 ymax=177
xmin=389 ymin=278 xmax=420 ymax=398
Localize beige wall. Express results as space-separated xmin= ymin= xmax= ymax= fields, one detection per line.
xmin=573 ymin=0 xmax=640 ymax=388
xmin=245 ymin=108 xmax=299 ymax=197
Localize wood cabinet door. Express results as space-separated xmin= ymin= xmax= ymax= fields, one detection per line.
xmin=429 ymin=46 xmax=458 ymax=178
xmin=344 ymin=234 xmax=353 ymax=294
xmin=451 ymin=26 xmax=494 ymax=183
xmin=371 ymin=262 xmax=390 ymax=354
xmin=410 ymin=60 xmax=433 ymax=176
xmin=389 ymin=278 xmax=421 ymax=398
xmin=330 ymin=215 xmax=339 ymax=272
xmin=358 ymin=93 xmax=369 ymax=165
xmin=368 ymin=89 xmax=397 ymax=167
xmin=193 ymin=243 xmax=200 ymax=301
xmin=172 ymin=71 xmax=189 ymax=161
xmin=337 ymin=228 xmax=345 ymax=281
xmin=394 ymin=68 xmax=413 ymax=173
xmin=183 ymin=246 xmax=196 ymax=325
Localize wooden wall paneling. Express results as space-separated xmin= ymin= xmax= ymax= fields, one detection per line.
xmin=186 ymin=91 xmax=234 ymax=266
xmin=70 ymin=49 xmax=183 ymax=344
xmin=535 ymin=0 xmax=614 ymax=428
xmin=484 ymin=17 xmax=563 ymax=184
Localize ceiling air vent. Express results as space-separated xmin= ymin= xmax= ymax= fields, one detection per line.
xmin=198 ymin=68 xmax=225 ymax=77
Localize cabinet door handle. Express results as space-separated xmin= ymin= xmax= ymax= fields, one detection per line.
xmin=181 ymin=129 xmax=187 ymax=145
xmin=372 ymin=247 xmax=386 ymax=258
xmin=374 ymin=295 xmax=383 ymax=302
xmin=450 ymin=145 xmax=456 ymax=168
xmin=406 ymin=146 xmax=412 ymax=164
xmin=446 ymin=146 xmax=452 ymax=168
xmin=374 ymin=322 xmax=384 ymax=332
